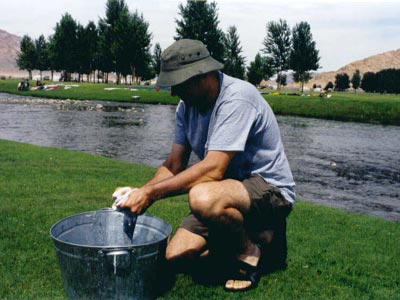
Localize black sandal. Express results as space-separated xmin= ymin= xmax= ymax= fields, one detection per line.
xmin=224 ymin=259 xmax=261 ymax=292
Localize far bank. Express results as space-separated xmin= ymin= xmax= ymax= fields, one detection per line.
xmin=1 ymin=79 xmax=399 ymax=125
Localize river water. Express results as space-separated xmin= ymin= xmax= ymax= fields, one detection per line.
xmin=1 ymin=93 xmax=399 ymax=221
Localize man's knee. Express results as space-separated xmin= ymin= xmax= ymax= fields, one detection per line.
xmin=189 ymin=183 xmax=222 ymax=220
xmin=165 ymin=242 xmax=187 ymax=261
xmin=165 ymin=228 xmax=206 ymax=261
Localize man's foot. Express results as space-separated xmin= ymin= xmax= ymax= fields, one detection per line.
xmin=224 ymin=243 xmax=261 ymax=292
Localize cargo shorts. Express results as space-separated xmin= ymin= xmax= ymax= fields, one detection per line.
xmin=179 ymin=174 xmax=293 ymax=240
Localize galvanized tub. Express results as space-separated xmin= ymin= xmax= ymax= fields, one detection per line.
xmin=50 ymin=209 xmax=172 ymax=300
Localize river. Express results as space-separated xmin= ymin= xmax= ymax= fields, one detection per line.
xmin=0 ymin=93 xmax=399 ymax=221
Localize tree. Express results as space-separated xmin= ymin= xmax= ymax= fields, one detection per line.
xmin=50 ymin=13 xmax=79 ymax=81
xmin=75 ymin=23 xmax=86 ymax=81
xmin=335 ymin=73 xmax=350 ymax=91
xmin=152 ymin=43 xmax=162 ymax=76
xmin=361 ymin=71 xmax=377 ymax=93
xmin=247 ymin=53 xmax=264 ymax=86
xmin=351 ymin=69 xmax=361 ymax=92
xmin=75 ymin=21 xmax=98 ymax=82
xmin=34 ymin=35 xmax=49 ymax=80
xmin=376 ymin=69 xmax=400 ymax=94
xmin=47 ymin=35 xmax=56 ymax=81
xmin=98 ymin=0 xmax=152 ymax=84
xmin=262 ymin=19 xmax=291 ymax=90
xmin=290 ymin=21 xmax=320 ymax=92
xmin=17 ymin=35 xmax=37 ymax=79
xmin=98 ymin=20 xmax=114 ymax=82
xmin=175 ymin=0 xmax=225 ymax=63
xmin=125 ymin=11 xmax=153 ymax=82
xmin=98 ymin=0 xmax=130 ymax=83
xmin=324 ymin=81 xmax=334 ymax=91
xmin=223 ymin=26 xmax=245 ymax=79
xmin=360 ymin=69 xmax=400 ymax=94
xmin=276 ymin=73 xmax=287 ymax=88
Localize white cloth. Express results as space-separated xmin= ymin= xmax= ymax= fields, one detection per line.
xmin=111 ymin=187 xmax=137 ymax=209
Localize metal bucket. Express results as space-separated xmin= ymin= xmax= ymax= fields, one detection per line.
xmin=50 ymin=209 xmax=172 ymax=300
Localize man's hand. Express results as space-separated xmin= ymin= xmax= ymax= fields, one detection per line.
xmin=112 ymin=186 xmax=153 ymax=214
xmin=112 ymin=187 xmax=136 ymax=209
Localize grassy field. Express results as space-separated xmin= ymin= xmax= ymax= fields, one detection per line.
xmin=265 ymin=92 xmax=400 ymax=125
xmin=1 ymin=79 xmax=400 ymax=125
xmin=1 ymin=139 xmax=399 ymax=300
xmin=0 ymin=79 xmax=178 ymax=104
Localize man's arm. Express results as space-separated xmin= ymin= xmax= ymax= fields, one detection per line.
xmin=112 ymin=143 xmax=190 ymax=203
xmin=143 ymin=143 xmax=191 ymax=186
xmin=116 ymin=150 xmax=235 ymax=213
xmin=148 ymin=150 xmax=234 ymax=198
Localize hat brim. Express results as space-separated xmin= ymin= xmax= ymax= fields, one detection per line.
xmin=156 ymin=56 xmax=223 ymax=87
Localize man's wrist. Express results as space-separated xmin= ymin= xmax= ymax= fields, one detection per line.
xmin=145 ymin=185 xmax=160 ymax=203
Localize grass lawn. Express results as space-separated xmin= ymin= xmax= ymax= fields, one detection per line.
xmin=1 ymin=79 xmax=400 ymax=125
xmin=1 ymin=139 xmax=399 ymax=300
xmin=0 ymin=79 xmax=178 ymax=105
xmin=265 ymin=92 xmax=400 ymax=125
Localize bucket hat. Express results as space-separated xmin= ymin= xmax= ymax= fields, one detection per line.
xmin=156 ymin=39 xmax=223 ymax=87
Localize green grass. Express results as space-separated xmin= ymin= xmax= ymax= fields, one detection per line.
xmin=1 ymin=79 xmax=400 ymax=125
xmin=0 ymin=79 xmax=178 ymax=105
xmin=265 ymin=92 xmax=400 ymax=125
xmin=1 ymin=139 xmax=399 ymax=300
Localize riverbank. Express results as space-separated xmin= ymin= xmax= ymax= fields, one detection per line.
xmin=1 ymin=79 xmax=400 ymax=125
xmin=1 ymin=139 xmax=399 ymax=300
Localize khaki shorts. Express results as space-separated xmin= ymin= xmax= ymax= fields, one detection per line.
xmin=180 ymin=174 xmax=293 ymax=240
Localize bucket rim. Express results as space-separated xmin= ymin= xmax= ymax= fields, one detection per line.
xmin=49 ymin=209 xmax=172 ymax=249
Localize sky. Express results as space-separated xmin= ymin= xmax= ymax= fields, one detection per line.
xmin=1 ymin=0 xmax=399 ymax=72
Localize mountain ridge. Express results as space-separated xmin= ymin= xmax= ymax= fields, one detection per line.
xmin=307 ymin=48 xmax=400 ymax=88
xmin=0 ymin=29 xmax=21 ymax=76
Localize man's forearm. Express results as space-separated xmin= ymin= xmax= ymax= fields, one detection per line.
xmin=142 ymin=143 xmax=190 ymax=188
xmin=146 ymin=151 xmax=234 ymax=201
xmin=143 ymin=165 xmax=174 ymax=187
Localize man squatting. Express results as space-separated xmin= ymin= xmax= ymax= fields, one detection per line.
xmin=113 ymin=39 xmax=295 ymax=292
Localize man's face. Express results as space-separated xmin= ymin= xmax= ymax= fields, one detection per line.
xmin=171 ymin=75 xmax=213 ymax=113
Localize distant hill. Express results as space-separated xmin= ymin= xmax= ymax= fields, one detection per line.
xmin=306 ymin=49 xmax=400 ymax=89
xmin=261 ymin=49 xmax=400 ymax=90
xmin=0 ymin=29 xmax=22 ymax=77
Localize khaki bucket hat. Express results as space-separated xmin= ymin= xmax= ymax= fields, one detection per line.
xmin=156 ymin=39 xmax=224 ymax=87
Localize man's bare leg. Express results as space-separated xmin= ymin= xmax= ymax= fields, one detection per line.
xmin=188 ymin=179 xmax=262 ymax=291
xmin=166 ymin=227 xmax=207 ymax=262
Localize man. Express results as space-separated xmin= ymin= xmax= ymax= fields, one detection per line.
xmin=113 ymin=39 xmax=295 ymax=292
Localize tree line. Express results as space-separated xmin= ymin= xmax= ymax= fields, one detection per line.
xmin=17 ymin=0 xmax=320 ymax=89
xmin=326 ymin=69 xmax=400 ymax=94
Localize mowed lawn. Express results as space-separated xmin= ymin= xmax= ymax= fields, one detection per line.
xmin=0 ymin=139 xmax=399 ymax=300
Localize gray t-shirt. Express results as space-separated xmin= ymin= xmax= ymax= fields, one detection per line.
xmin=174 ymin=73 xmax=295 ymax=203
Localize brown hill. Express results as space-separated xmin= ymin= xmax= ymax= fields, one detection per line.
xmin=0 ymin=29 xmax=23 ymax=77
xmin=307 ymin=49 xmax=400 ymax=89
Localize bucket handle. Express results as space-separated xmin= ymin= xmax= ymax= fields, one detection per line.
xmin=99 ymin=248 xmax=136 ymax=277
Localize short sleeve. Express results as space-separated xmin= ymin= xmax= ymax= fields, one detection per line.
xmin=173 ymin=101 xmax=189 ymax=146
xmin=207 ymin=100 xmax=257 ymax=151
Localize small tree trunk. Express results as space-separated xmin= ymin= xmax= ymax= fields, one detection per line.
xmin=116 ymin=73 xmax=120 ymax=85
